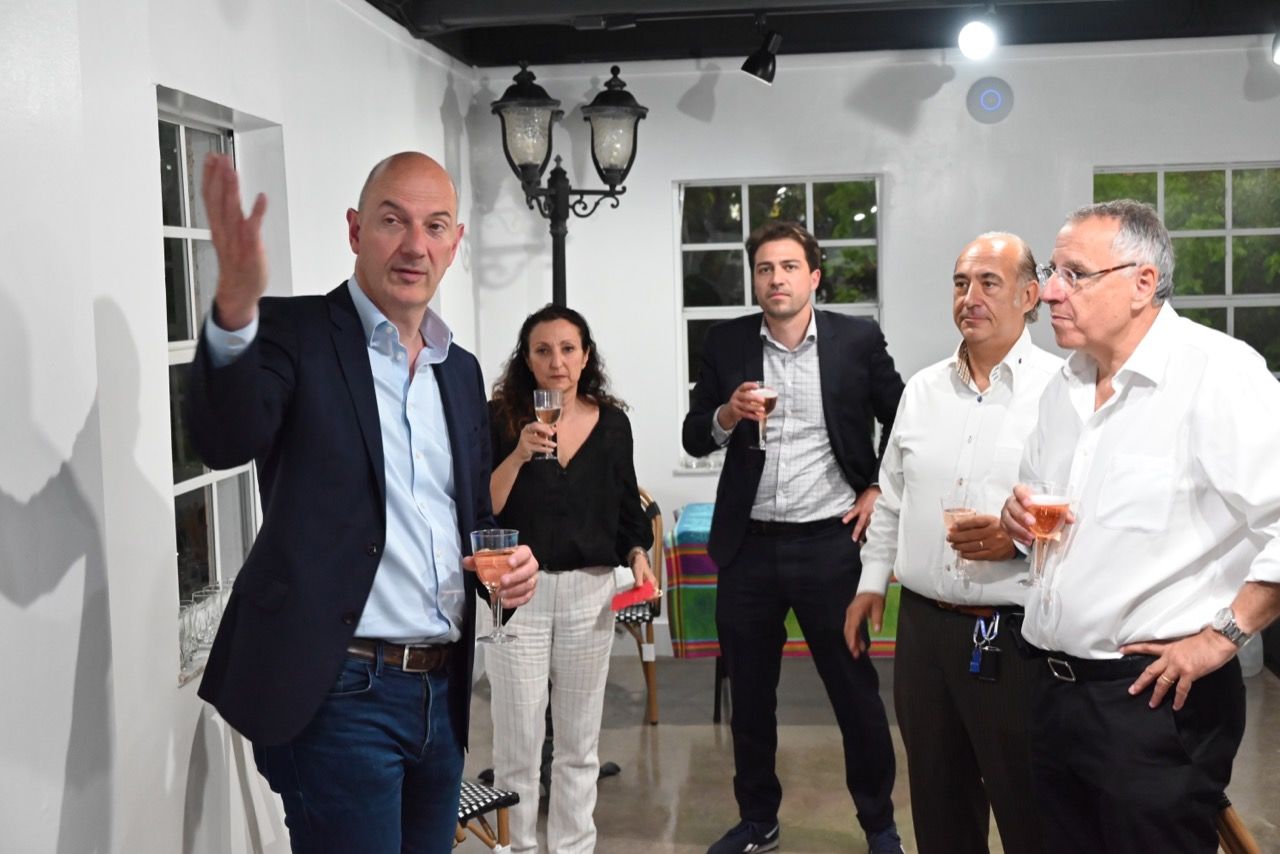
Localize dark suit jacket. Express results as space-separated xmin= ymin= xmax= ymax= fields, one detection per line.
xmin=185 ymin=283 xmax=494 ymax=748
xmin=681 ymin=310 xmax=904 ymax=568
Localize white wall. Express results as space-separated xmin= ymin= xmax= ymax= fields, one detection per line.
xmin=3 ymin=5 xmax=1279 ymax=850
xmin=468 ymin=35 xmax=1280 ymax=532
xmin=0 ymin=0 xmax=478 ymax=851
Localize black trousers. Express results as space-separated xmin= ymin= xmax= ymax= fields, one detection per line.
xmin=894 ymin=589 xmax=1042 ymax=854
xmin=1029 ymin=652 xmax=1245 ymax=854
xmin=715 ymin=523 xmax=896 ymax=833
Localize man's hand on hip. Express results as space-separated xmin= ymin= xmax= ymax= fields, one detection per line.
xmin=842 ymin=486 xmax=881 ymax=543
xmin=1121 ymin=628 xmax=1238 ymax=711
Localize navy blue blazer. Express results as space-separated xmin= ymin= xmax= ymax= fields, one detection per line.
xmin=681 ymin=310 xmax=904 ymax=568
xmin=185 ymin=283 xmax=494 ymax=747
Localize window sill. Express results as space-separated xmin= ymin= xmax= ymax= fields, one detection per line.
xmin=672 ymin=466 xmax=722 ymax=477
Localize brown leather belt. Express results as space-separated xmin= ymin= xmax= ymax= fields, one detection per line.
xmin=347 ymin=638 xmax=453 ymax=673
xmin=903 ymin=587 xmax=997 ymax=619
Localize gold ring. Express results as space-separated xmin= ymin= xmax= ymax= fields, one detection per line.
xmin=1158 ymin=674 xmax=1176 ymax=685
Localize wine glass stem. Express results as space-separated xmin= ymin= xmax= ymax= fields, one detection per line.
xmin=760 ymin=416 xmax=767 ymax=449
xmin=489 ymin=585 xmax=503 ymax=634
xmin=1033 ymin=538 xmax=1047 ymax=585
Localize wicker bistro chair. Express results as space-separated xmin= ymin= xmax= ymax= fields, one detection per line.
xmin=613 ymin=488 xmax=664 ymax=725
xmin=455 ymin=779 xmax=519 ymax=850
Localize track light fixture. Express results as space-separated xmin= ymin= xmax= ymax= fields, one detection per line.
xmin=742 ymin=15 xmax=782 ymax=85
xmin=959 ymin=4 xmax=998 ymax=61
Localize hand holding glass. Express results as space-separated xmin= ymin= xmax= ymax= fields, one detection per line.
xmin=472 ymin=528 xmax=520 ymax=644
xmin=532 ymin=389 xmax=562 ymax=461
xmin=749 ymin=382 xmax=778 ymax=451
xmin=1025 ymin=481 xmax=1070 ymax=588
xmin=940 ymin=490 xmax=977 ymax=589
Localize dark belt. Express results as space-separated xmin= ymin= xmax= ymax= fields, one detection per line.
xmin=747 ymin=516 xmax=845 ymax=537
xmin=347 ymin=638 xmax=454 ymax=673
xmin=902 ymin=586 xmax=1001 ymax=620
xmin=1031 ymin=647 xmax=1153 ymax=683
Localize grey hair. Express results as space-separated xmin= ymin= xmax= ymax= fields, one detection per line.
xmin=976 ymin=230 xmax=1040 ymax=322
xmin=1066 ymin=199 xmax=1175 ymax=305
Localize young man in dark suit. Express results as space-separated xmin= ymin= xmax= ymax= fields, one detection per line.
xmin=186 ymin=152 xmax=539 ymax=853
xmin=683 ymin=220 xmax=905 ymax=854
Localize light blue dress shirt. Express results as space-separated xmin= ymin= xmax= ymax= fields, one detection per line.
xmin=203 ymin=277 xmax=465 ymax=643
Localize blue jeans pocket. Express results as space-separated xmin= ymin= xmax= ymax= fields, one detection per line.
xmin=329 ymin=658 xmax=374 ymax=697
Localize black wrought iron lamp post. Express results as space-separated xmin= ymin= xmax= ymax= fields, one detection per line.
xmin=491 ymin=63 xmax=648 ymax=306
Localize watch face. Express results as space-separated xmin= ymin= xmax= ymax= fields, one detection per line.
xmin=1213 ymin=608 xmax=1231 ymax=631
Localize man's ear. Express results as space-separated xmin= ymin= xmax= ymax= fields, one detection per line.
xmin=346 ymin=208 xmax=360 ymax=254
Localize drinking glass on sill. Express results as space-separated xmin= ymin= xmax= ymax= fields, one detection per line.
xmin=472 ymin=528 xmax=520 ymax=644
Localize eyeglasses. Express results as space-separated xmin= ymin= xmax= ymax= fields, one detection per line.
xmin=1035 ymin=261 xmax=1137 ymax=292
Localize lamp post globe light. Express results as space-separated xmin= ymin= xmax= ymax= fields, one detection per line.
xmin=492 ymin=63 xmax=647 ymax=306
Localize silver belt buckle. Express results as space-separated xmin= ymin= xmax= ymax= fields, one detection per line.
xmin=401 ymin=644 xmax=428 ymax=673
xmin=1047 ymin=656 xmax=1076 ymax=682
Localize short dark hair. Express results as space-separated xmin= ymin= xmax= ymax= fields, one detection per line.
xmin=745 ymin=220 xmax=821 ymax=272
xmin=489 ymin=304 xmax=626 ymax=440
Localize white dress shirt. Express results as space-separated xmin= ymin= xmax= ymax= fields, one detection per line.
xmin=711 ymin=312 xmax=858 ymax=522
xmin=859 ymin=329 xmax=1060 ymax=605
xmin=1019 ymin=303 xmax=1280 ymax=659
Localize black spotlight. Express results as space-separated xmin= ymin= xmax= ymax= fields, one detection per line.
xmin=741 ymin=29 xmax=783 ymax=84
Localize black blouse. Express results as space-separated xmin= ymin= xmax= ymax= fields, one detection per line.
xmin=489 ymin=402 xmax=653 ymax=573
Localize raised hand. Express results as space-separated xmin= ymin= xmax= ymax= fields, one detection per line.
xmin=202 ymin=153 xmax=268 ymax=331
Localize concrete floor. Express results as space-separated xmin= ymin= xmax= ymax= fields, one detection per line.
xmin=458 ymin=647 xmax=1280 ymax=852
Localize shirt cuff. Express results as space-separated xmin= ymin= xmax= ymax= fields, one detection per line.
xmin=710 ymin=405 xmax=732 ymax=447
xmin=855 ymin=562 xmax=892 ymax=597
xmin=203 ymin=310 xmax=259 ymax=368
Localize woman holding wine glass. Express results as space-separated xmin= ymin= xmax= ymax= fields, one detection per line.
xmin=486 ymin=304 xmax=655 ymax=854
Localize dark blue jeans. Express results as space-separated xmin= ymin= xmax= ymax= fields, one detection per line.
xmin=253 ymin=653 xmax=464 ymax=853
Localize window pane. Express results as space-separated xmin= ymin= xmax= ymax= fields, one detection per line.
xmin=818 ymin=246 xmax=878 ymax=304
xmin=682 ymin=185 xmax=742 ymax=244
xmin=165 ymin=237 xmax=191 ymax=342
xmin=215 ymin=473 xmax=255 ymax=584
xmin=1176 ymin=306 xmax=1227 ymax=333
xmin=1165 ymin=170 xmax=1225 ymax=231
xmin=175 ymin=487 xmax=213 ymax=604
xmin=159 ymin=121 xmax=184 ymax=227
xmin=683 ymin=249 xmax=745 ymax=307
xmin=1232 ymin=168 xmax=1280 ymax=229
xmin=191 ymin=238 xmax=218 ymax=326
xmin=813 ymin=180 xmax=876 ymax=240
xmin=1235 ymin=307 xmax=1280 ymax=374
xmin=185 ymin=128 xmax=226 ymax=231
xmin=1171 ymin=236 xmax=1225 ymax=296
xmin=687 ymin=318 xmax=720 ymax=381
xmin=169 ymin=363 xmax=206 ymax=484
xmin=1093 ymin=172 xmax=1156 ymax=207
xmin=1232 ymin=235 xmax=1280 ymax=295
xmin=748 ymin=183 xmax=806 ymax=228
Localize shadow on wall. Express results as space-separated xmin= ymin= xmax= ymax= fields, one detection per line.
xmin=677 ymin=62 xmax=722 ymax=124
xmin=437 ymin=71 xmax=470 ymax=274
xmin=0 ymin=289 xmax=113 ymax=854
xmin=1243 ymin=46 xmax=1280 ymax=102
xmin=845 ymin=60 xmax=958 ymax=136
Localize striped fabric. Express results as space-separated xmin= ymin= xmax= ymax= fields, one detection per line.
xmin=665 ymin=503 xmax=901 ymax=658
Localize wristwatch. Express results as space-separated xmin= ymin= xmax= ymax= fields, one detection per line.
xmin=1211 ymin=607 xmax=1251 ymax=647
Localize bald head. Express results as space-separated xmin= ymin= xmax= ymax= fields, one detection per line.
xmin=356 ymin=152 xmax=457 ymax=214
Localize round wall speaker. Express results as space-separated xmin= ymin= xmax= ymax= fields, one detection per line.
xmin=966 ymin=77 xmax=1014 ymax=124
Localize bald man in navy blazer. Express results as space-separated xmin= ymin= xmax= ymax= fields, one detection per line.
xmin=684 ymin=221 xmax=904 ymax=854
xmin=186 ymin=152 xmax=538 ymax=853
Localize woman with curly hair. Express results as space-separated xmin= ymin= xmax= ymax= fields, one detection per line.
xmin=485 ymin=304 xmax=655 ymax=853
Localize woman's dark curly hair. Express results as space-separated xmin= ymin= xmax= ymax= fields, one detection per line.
xmin=490 ymin=304 xmax=627 ymax=440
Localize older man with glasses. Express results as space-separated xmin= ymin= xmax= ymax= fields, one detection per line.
xmin=1002 ymin=199 xmax=1280 ymax=854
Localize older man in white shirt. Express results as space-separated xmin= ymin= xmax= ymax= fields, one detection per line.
xmin=847 ymin=232 xmax=1056 ymax=854
xmin=1002 ymin=200 xmax=1280 ymax=854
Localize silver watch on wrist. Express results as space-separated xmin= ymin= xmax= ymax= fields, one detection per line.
xmin=1211 ymin=607 xmax=1251 ymax=647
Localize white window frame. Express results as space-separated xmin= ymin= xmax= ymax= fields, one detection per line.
xmin=1095 ymin=163 xmax=1280 ymax=377
xmin=672 ymin=175 xmax=884 ymax=471
xmin=160 ymin=108 xmax=259 ymax=677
